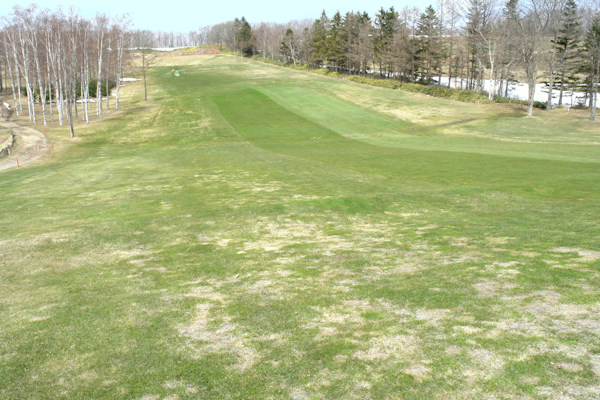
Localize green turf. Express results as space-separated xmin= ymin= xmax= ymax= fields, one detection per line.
xmin=0 ymin=55 xmax=599 ymax=399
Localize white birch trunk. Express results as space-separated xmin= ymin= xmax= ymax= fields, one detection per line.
xmin=3 ymin=41 xmax=19 ymax=113
xmin=31 ymin=31 xmax=47 ymax=126
xmin=115 ymin=33 xmax=124 ymax=111
xmin=96 ymin=20 xmax=105 ymax=117
xmin=9 ymin=36 xmax=23 ymax=115
xmin=487 ymin=41 xmax=495 ymax=101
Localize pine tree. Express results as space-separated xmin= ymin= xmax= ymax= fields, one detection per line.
xmin=416 ymin=5 xmax=442 ymax=83
xmin=465 ymin=0 xmax=488 ymax=90
xmin=236 ymin=17 xmax=254 ymax=57
xmin=555 ymin=0 xmax=580 ymax=106
xmin=374 ymin=7 xmax=399 ymax=78
xmin=329 ymin=12 xmax=347 ymax=71
xmin=310 ymin=11 xmax=330 ymax=67
xmin=498 ymin=0 xmax=520 ymax=97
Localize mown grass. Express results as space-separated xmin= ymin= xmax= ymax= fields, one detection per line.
xmin=0 ymin=54 xmax=599 ymax=399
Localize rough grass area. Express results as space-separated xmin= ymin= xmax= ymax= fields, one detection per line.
xmin=0 ymin=129 xmax=10 ymax=144
xmin=0 ymin=54 xmax=599 ymax=399
xmin=0 ymin=129 xmax=12 ymax=156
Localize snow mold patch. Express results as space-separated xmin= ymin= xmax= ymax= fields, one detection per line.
xmin=353 ymin=334 xmax=417 ymax=361
xmin=553 ymin=247 xmax=600 ymax=263
xmin=178 ymin=302 xmax=259 ymax=371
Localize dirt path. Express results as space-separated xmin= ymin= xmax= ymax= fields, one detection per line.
xmin=0 ymin=121 xmax=48 ymax=172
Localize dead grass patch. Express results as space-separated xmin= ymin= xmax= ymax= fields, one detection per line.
xmin=464 ymin=348 xmax=505 ymax=381
xmin=354 ymin=334 xmax=418 ymax=361
xmin=178 ymin=302 xmax=259 ymax=370
xmin=553 ymin=247 xmax=600 ymax=263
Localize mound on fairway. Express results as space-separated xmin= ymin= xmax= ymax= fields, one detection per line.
xmin=0 ymin=54 xmax=599 ymax=400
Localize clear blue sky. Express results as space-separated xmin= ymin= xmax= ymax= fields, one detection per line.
xmin=1 ymin=0 xmax=434 ymax=32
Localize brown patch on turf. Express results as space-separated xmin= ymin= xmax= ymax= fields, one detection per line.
xmin=486 ymin=237 xmax=515 ymax=244
xmin=445 ymin=345 xmax=462 ymax=355
xmin=451 ymin=237 xmax=473 ymax=247
xmin=163 ymin=380 xmax=198 ymax=394
xmin=143 ymin=266 xmax=167 ymax=272
xmin=590 ymin=355 xmax=600 ymax=376
xmin=290 ymin=388 xmax=311 ymax=400
xmin=184 ymin=285 xmax=228 ymax=302
xmin=415 ymin=308 xmax=449 ymax=326
xmin=104 ymin=246 xmax=157 ymax=262
xmin=305 ymin=300 xmax=368 ymax=340
xmin=138 ymin=395 xmax=159 ymax=400
xmin=553 ymin=247 xmax=600 ymax=263
xmin=178 ymin=302 xmax=259 ymax=370
xmin=473 ymin=279 xmax=517 ymax=297
xmin=403 ymin=364 xmax=432 ymax=382
xmin=464 ymin=348 xmax=505 ymax=381
xmin=552 ymin=362 xmax=584 ymax=373
xmin=537 ymin=385 xmax=600 ymax=399
xmin=354 ymin=334 xmax=417 ymax=361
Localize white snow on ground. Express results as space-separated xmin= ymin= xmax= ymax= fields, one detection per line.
xmin=122 ymin=77 xmax=141 ymax=82
xmin=75 ymin=97 xmax=109 ymax=103
xmin=150 ymin=47 xmax=185 ymax=52
xmin=355 ymin=68 xmax=596 ymax=108
xmin=437 ymin=77 xmax=598 ymax=108
xmin=128 ymin=47 xmax=187 ymax=52
xmin=2 ymin=102 xmax=10 ymax=110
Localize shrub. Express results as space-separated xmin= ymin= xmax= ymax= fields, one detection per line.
xmin=290 ymin=65 xmax=310 ymax=71
xmin=84 ymin=79 xmax=117 ymax=98
xmin=347 ymin=75 xmax=402 ymax=89
xmin=493 ymin=95 xmax=546 ymax=109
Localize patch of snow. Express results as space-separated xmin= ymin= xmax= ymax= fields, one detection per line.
xmin=128 ymin=47 xmax=187 ymax=52
xmin=437 ymin=76 xmax=598 ymax=108
xmin=75 ymin=97 xmax=107 ymax=104
xmin=122 ymin=77 xmax=141 ymax=82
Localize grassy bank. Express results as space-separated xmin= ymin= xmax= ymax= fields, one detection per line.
xmin=255 ymin=56 xmax=547 ymax=109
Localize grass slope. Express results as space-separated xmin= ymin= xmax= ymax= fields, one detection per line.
xmin=0 ymin=54 xmax=599 ymax=399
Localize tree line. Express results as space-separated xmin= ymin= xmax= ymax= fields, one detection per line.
xmin=1 ymin=1 xmax=598 ymax=127
xmin=214 ymin=0 xmax=600 ymax=119
xmin=0 ymin=6 xmax=130 ymax=137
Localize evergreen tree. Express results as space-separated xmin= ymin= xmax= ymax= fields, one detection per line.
xmin=555 ymin=0 xmax=581 ymax=105
xmin=236 ymin=17 xmax=254 ymax=57
xmin=329 ymin=12 xmax=348 ymax=71
xmin=416 ymin=5 xmax=443 ymax=83
xmin=503 ymin=0 xmax=520 ymax=21
xmin=498 ymin=0 xmax=521 ymax=97
xmin=465 ymin=0 xmax=489 ymax=90
xmin=310 ymin=11 xmax=330 ymax=67
xmin=374 ymin=7 xmax=399 ymax=77
xmin=345 ymin=11 xmax=374 ymax=75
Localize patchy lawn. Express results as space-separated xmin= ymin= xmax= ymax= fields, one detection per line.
xmin=0 ymin=54 xmax=599 ymax=399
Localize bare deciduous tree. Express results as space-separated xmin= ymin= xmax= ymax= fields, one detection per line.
xmin=0 ymin=6 xmax=131 ymax=136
